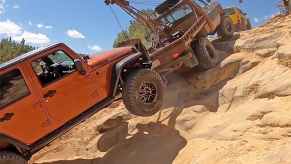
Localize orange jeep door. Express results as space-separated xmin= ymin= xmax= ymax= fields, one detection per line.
xmin=30 ymin=50 xmax=108 ymax=128
xmin=0 ymin=66 xmax=52 ymax=145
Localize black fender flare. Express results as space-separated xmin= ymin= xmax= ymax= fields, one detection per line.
xmin=112 ymin=52 xmax=151 ymax=97
xmin=0 ymin=134 xmax=30 ymax=157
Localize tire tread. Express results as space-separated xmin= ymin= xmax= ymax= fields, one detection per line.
xmin=194 ymin=38 xmax=218 ymax=70
xmin=123 ymin=69 xmax=163 ymax=117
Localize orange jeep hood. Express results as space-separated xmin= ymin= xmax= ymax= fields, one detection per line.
xmin=87 ymin=47 xmax=132 ymax=66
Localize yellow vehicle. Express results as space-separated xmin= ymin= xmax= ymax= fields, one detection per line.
xmin=218 ymin=7 xmax=252 ymax=38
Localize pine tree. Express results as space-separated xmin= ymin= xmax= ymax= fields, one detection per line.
xmin=0 ymin=38 xmax=34 ymax=64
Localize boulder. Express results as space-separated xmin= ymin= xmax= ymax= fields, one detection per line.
xmin=254 ymin=48 xmax=277 ymax=58
xmin=277 ymin=45 xmax=291 ymax=67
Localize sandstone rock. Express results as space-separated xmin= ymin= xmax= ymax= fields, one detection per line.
xmin=235 ymin=32 xmax=281 ymax=52
xmin=277 ymin=45 xmax=291 ymax=67
xmin=258 ymin=112 xmax=291 ymax=128
xmin=246 ymin=109 xmax=273 ymax=121
xmin=181 ymin=58 xmax=240 ymax=91
xmin=254 ymin=48 xmax=277 ymax=58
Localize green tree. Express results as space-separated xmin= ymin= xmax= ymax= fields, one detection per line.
xmin=113 ymin=10 xmax=153 ymax=49
xmin=113 ymin=30 xmax=130 ymax=48
xmin=0 ymin=38 xmax=34 ymax=64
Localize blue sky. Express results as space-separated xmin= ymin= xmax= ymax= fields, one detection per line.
xmin=0 ymin=0 xmax=280 ymax=54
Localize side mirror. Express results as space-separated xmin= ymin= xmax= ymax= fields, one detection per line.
xmin=74 ymin=59 xmax=86 ymax=75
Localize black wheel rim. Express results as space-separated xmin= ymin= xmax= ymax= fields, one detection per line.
xmin=138 ymin=82 xmax=157 ymax=104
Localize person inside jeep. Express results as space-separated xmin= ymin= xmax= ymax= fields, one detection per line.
xmin=37 ymin=57 xmax=58 ymax=84
xmin=32 ymin=51 xmax=76 ymax=85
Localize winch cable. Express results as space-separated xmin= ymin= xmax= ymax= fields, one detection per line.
xmin=108 ymin=0 xmax=162 ymax=45
xmin=109 ymin=5 xmax=130 ymax=40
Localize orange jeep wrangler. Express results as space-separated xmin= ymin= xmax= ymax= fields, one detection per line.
xmin=0 ymin=43 xmax=163 ymax=163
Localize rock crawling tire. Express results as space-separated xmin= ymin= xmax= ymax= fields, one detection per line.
xmin=217 ymin=17 xmax=235 ymax=38
xmin=122 ymin=69 xmax=163 ymax=117
xmin=0 ymin=151 xmax=27 ymax=164
xmin=194 ymin=37 xmax=219 ymax=70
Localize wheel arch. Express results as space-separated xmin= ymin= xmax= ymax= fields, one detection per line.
xmin=0 ymin=134 xmax=30 ymax=159
xmin=112 ymin=51 xmax=152 ymax=97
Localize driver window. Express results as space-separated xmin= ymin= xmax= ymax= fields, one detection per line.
xmin=31 ymin=50 xmax=76 ymax=86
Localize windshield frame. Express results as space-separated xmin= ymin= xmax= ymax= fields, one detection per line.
xmin=156 ymin=3 xmax=193 ymax=26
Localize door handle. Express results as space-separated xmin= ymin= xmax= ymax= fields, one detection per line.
xmin=43 ymin=90 xmax=57 ymax=98
xmin=0 ymin=113 xmax=14 ymax=123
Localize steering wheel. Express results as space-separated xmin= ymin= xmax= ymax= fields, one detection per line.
xmin=49 ymin=65 xmax=62 ymax=79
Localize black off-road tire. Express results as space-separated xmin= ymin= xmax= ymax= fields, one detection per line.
xmin=0 ymin=151 xmax=27 ymax=164
xmin=194 ymin=37 xmax=219 ymax=70
xmin=217 ymin=17 xmax=235 ymax=38
xmin=122 ymin=69 xmax=163 ymax=117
